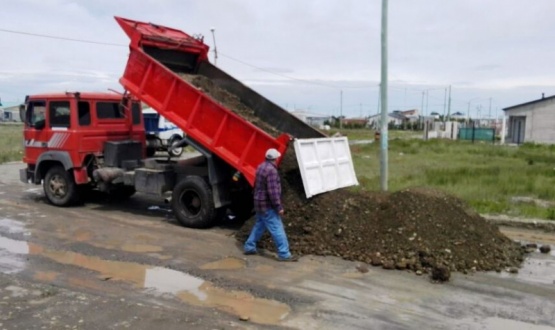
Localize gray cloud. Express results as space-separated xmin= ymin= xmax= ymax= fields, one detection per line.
xmin=0 ymin=0 xmax=554 ymax=117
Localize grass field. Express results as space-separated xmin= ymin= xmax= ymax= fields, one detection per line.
xmin=352 ymin=137 xmax=555 ymax=220
xmin=0 ymin=124 xmax=23 ymax=164
xmin=3 ymin=125 xmax=555 ymax=220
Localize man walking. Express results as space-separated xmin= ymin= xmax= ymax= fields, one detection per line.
xmin=243 ymin=148 xmax=298 ymax=261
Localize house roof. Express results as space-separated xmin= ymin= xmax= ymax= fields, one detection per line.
xmin=503 ymin=94 xmax=555 ymax=111
xmin=0 ymin=105 xmax=21 ymax=112
xmin=290 ymin=110 xmax=330 ymax=118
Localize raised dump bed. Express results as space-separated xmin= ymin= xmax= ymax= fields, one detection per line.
xmin=115 ymin=16 xmax=325 ymax=186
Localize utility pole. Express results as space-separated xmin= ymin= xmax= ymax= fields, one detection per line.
xmin=446 ymin=85 xmax=452 ymax=121
xmin=425 ymin=90 xmax=429 ymax=117
xmin=376 ymin=85 xmax=381 ymax=116
xmin=420 ymin=91 xmax=424 ymax=129
xmin=488 ymin=97 xmax=492 ymax=118
xmin=379 ymin=0 xmax=388 ymax=192
xmin=210 ymin=27 xmax=218 ymax=66
xmin=443 ymin=88 xmax=447 ymax=120
xmin=340 ymin=90 xmax=343 ymax=129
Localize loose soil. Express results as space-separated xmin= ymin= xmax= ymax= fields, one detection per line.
xmin=182 ymin=73 xmax=526 ymax=281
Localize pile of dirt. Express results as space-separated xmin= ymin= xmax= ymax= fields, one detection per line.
xmin=237 ymin=149 xmax=525 ymax=278
xmin=180 ymin=74 xmax=281 ymax=137
xmin=181 ymin=73 xmax=526 ymax=279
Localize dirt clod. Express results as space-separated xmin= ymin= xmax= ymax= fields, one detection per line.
xmin=356 ymin=264 xmax=369 ymax=273
xmin=431 ymin=265 xmax=451 ymax=282
xmin=539 ymin=245 xmax=551 ymax=254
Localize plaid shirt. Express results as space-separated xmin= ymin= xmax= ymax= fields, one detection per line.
xmin=253 ymin=160 xmax=283 ymax=213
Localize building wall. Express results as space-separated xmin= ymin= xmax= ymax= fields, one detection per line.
xmin=505 ymin=98 xmax=555 ymax=144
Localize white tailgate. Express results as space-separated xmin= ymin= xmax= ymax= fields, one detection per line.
xmin=293 ymin=137 xmax=359 ymax=198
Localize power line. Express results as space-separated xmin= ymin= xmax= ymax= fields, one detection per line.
xmin=0 ymin=28 xmax=125 ymax=47
xmin=219 ymin=53 xmax=377 ymax=90
xmin=0 ymin=27 xmax=378 ymax=90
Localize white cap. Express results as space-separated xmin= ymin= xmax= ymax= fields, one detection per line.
xmin=265 ymin=148 xmax=281 ymax=160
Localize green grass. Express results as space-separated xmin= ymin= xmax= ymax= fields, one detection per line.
xmin=329 ymin=128 xmax=421 ymax=141
xmin=0 ymin=123 xmax=23 ymax=164
xmin=352 ymin=137 xmax=555 ymax=220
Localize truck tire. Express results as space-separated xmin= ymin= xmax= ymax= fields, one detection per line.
xmin=43 ymin=165 xmax=78 ymax=206
xmin=172 ymin=176 xmax=217 ymax=228
xmin=168 ymin=136 xmax=184 ymax=157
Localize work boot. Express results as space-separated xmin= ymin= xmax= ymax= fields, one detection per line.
xmin=277 ymin=255 xmax=299 ymax=262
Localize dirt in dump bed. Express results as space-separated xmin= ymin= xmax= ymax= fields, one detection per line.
xmin=180 ymin=74 xmax=281 ymax=138
xmin=179 ymin=73 xmax=525 ymax=280
xmin=236 ymin=148 xmax=526 ymax=279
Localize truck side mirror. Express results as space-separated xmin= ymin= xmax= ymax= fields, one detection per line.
xmin=19 ymin=104 xmax=25 ymax=122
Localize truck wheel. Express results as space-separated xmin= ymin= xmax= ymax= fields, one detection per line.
xmin=172 ymin=176 xmax=216 ymax=228
xmin=43 ymin=165 xmax=78 ymax=206
xmin=168 ymin=137 xmax=184 ymax=157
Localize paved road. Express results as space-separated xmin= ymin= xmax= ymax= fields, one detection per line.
xmin=1 ymin=162 xmax=555 ymax=329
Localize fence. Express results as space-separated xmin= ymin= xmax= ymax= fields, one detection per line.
xmin=458 ymin=126 xmax=496 ymax=143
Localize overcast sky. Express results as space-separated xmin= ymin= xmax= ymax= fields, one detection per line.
xmin=1 ymin=0 xmax=554 ymax=118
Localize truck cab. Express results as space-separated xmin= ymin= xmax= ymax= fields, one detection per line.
xmin=20 ymin=92 xmax=145 ymax=205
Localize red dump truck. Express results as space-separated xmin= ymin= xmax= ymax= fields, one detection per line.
xmin=20 ymin=17 xmax=358 ymax=228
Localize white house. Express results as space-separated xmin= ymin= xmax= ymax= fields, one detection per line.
xmin=367 ymin=112 xmax=404 ymax=129
xmin=290 ymin=110 xmax=330 ymax=129
xmin=503 ymin=94 xmax=555 ymax=144
xmin=0 ymin=105 xmax=22 ymax=122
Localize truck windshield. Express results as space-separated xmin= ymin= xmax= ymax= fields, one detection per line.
xmin=27 ymin=101 xmax=47 ymax=128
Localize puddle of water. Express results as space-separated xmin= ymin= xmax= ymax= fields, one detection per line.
xmin=0 ymin=218 xmax=27 ymax=234
xmin=0 ymin=237 xmax=289 ymax=325
xmin=255 ymin=265 xmax=275 ymax=273
xmin=34 ymin=271 xmax=59 ymax=282
xmin=177 ymin=283 xmax=290 ymax=324
xmin=0 ymin=236 xmax=29 ymax=254
xmin=497 ymin=255 xmax=555 ymax=285
xmin=0 ymin=236 xmax=29 ymax=274
xmin=200 ymin=257 xmax=246 ymax=270
xmin=145 ymin=267 xmax=206 ymax=300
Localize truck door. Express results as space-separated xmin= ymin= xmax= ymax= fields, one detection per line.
xmin=24 ymin=100 xmax=73 ymax=164
xmin=23 ymin=100 xmax=49 ymax=163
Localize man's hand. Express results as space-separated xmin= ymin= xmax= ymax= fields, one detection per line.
xmin=279 ymin=209 xmax=284 ymax=215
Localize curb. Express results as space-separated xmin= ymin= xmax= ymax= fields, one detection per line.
xmin=482 ymin=214 xmax=555 ymax=232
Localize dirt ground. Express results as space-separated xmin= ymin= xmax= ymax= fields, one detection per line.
xmin=182 ymin=73 xmax=525 ymax=280
xmin=1 ymin=162 xmax=555 ymax=329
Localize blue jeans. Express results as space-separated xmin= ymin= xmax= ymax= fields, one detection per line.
xmin=244 ymin=209 xmax=291 ymax=259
